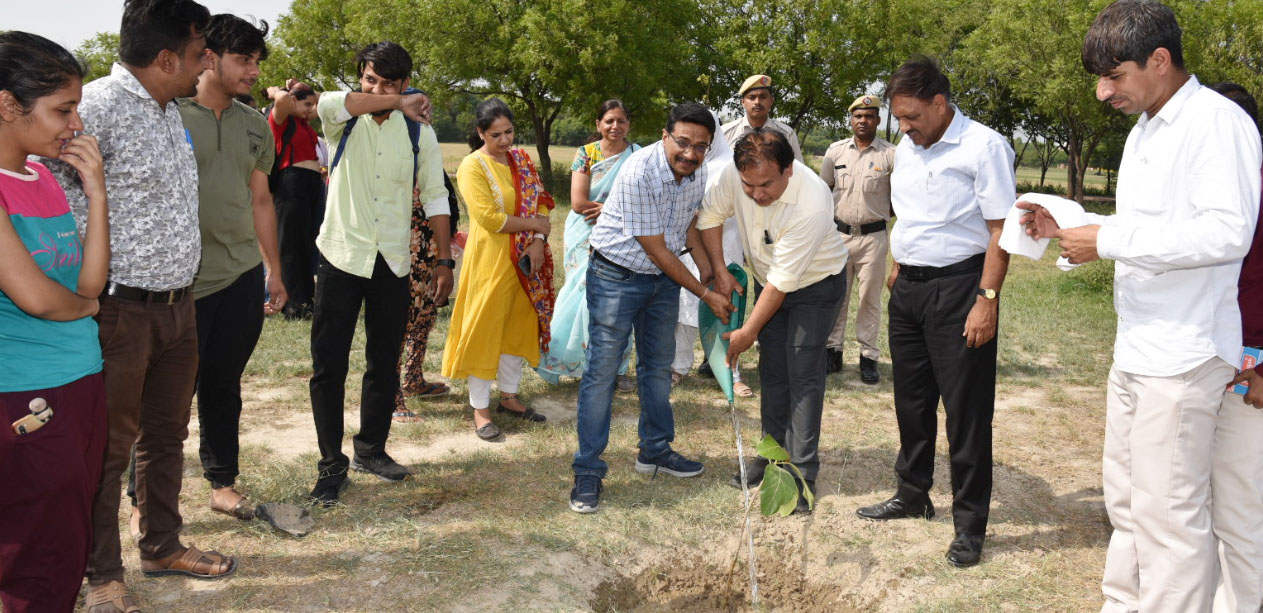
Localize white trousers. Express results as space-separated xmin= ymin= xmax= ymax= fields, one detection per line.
xmin=467 ymin=354 xmax=526 ymax=409
xmin=1100 ymin=357 xmax=1263 ymax=613
xmin=672 ymin=323 xmax=740 ymax=382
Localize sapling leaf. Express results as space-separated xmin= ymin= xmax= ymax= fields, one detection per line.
xmin=760 ymin=464 xmax=798 ymax=516
xmin=755 ymin=434 xmax=790 ymax=462
xmin=783 ymin=462 xmax=815 ymax=511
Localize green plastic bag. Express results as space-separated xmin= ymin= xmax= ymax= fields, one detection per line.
xmin=698 ymin=264 xmax=749 ymax=402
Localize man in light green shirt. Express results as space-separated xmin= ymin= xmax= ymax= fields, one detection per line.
xmin=308 ymin=41 xmax=447 ymax=505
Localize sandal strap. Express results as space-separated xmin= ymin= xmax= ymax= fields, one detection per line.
xmin=499 ymin=393 xmax=518 ymax=400
xmin=85 ymin=581 xmax=140 ymax=612
xmin=175 ymin=545 xmax=229 ymax=574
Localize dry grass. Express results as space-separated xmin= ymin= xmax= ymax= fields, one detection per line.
xmin=90 ymin=189 xmax=1122 ymax=612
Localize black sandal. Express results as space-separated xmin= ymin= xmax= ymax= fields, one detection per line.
xmin=496 ymin=394 xmax=546 ymax=422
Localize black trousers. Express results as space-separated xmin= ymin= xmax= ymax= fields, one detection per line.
xmin=756 ymin=272 xmax=847 ymax=482
xmin=195 ymin=265 xmax=265 ymax=488
xmin=888 ymin=263 xmax=996 ymax=536
xmin=275 ymin=166 xmax=324 ymax=317
xmin=309 ymin=253 xmax=409 ymax=478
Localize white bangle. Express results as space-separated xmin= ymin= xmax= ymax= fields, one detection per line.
xmin=700 ymin=288 xmax=710 ymax=300
xmin=533 ymin=233 xmax=546 ymax=241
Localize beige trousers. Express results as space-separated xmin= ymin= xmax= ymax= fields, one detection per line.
xmin=1100 ymin=357 xmax=1263 ymax=613
xmin=827 ymin=230 xmax=887 ymax=360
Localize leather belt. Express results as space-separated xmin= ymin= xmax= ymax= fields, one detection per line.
xmin=105 ymin=281 xmax=191 ymax=305
xmin=835 ymin=219 xmax=887 ymax=236
xmin=591 ymin=249 xmax=634 ymax=275
xmin=898 ymin=253 xmax=985 ymax=282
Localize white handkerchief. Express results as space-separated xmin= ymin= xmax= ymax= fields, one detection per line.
xmin=998 ymin=193 xmax=1090 ymax=271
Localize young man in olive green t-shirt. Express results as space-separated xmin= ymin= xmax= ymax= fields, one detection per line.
xmin=177 ymin=14 xmax=285 ymax=520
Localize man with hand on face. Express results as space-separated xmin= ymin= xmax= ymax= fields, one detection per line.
xmin=307 ymin=41 xmax=449 ymax=505
xmin=176 ymin=13 xmax=284 ymax=522
xmin=819 ymin=95 xmax=896 ymax=382
xmin=1021 ymin=2 xmax=1262 ymax=610
xmin=854 ymin=56 xmax=1014 ymax=569
xmin=569 ymin=102 xmax=731 ymax=514
xmin=721 ymin=75 xmax=804 ymax=163
xmin=699 ymin=129 xmax=848 ymax=514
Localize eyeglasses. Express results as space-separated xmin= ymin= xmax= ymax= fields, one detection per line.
xmin=669 ymin=136 xmax=710 ymax=156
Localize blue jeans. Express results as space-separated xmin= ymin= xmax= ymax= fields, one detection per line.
xmin=573 ymin=254 xmax=679 ymax=477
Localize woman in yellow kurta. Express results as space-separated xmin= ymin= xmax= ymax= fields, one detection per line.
xmin=442 ymin=98 xmax=555 ymax=441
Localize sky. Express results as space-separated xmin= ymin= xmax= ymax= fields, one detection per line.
xmin=1 ymin=0 xmax=294 ymax=51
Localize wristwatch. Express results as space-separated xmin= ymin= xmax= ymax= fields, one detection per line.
xmin=435 ymin=258 xmax=456 ymax=269
xmin=977 ymin=288 xmax=997 ymax=300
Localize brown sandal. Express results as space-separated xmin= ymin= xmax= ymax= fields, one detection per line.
xmin=141 ymin=545 xmax=237 ymax=579
xmin=85 ymin=580 xmax=141 ymax=613
xmin=210 ymin=488 xmax=255 ymax=521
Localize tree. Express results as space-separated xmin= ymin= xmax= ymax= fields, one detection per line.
xmin=75 ymin=32 xmax=119 ymax=84
xmin=960 ymin=0 xmax=1131 ymax=203
xmin=264 ymin=0 xmax=705 ymax=183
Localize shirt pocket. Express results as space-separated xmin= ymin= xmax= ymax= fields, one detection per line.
xmin=380 ymin=149 xmax=414 ymax=188
xmin=862 ymin=170 xmax=884 ymax=193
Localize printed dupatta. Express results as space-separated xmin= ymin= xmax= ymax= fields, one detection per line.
xmin=478 ymin=148 xmax=557 ymax=352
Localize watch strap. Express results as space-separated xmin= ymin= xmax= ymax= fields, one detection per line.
xmin=435 ymin=258 xmax=457 ymax=268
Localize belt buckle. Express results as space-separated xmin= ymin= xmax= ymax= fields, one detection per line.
xmin=850 ymin=224 xmax=863 ymax=237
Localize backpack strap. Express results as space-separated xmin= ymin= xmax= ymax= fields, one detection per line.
xmin=280 ymin=116 xmax=297 ymax=167
xmin=330 ymin=115 xmax=359 ymax=172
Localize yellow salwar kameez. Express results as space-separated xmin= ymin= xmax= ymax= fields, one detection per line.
xmin=442 ymin=150 xmax=541 ymax=380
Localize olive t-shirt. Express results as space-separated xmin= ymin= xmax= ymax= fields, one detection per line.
xmin=178 ymin=98 xmax=275 ymax=298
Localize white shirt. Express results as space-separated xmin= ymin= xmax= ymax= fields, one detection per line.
xmin=889 ymin=107 xmax=1015 ymax=267
xmin=1089 ymin=75 xmax=1261 ymax=377
xmin=720 ymin=116 xmax=805 ymax=163
xmin=698 ymin=160 xmax=847 ymax=292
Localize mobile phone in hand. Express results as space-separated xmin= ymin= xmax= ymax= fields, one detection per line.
xmin=517 ymin=254 xmax=532 ymax=276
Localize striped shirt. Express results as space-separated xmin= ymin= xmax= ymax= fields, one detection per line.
xmin=588 ymin=141 xmax=706 ymax=274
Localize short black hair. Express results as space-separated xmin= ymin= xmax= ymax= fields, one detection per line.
xmin=204 ymin=14 xmax=268 ymax=61
xmin=119 ymin=0 xmax=211 ymax=67
xmin=1082 ymin=0 xmax=1184 ymax=76
xmin=1209 ymin=82 xmax=1259 ymax=128
xmin=0 ymin=31 xmax=85 ymax=115
xmin=886 ymin=55 xmax=951 ymax=102
xmin=665 ymin=102 xmax=715 ymax=139
xmin=468 ymin=97 xmax=514 ymax=151
xmin=733 ymin=128 xmax=795 ymax=173
xmin=354 ymin=41 xmax=412 ymax=82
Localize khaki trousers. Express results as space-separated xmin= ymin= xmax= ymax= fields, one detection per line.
xmin=1100 ymin=357 xmax=1263 ymax=613
xmin=827 ymin=230 xmax=887 ymax=360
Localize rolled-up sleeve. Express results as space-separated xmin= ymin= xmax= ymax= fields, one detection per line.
xmin=697 ymin=166 xmax=735 ymax=231
xmin=317 ymin=91 xmax=352 ymax=142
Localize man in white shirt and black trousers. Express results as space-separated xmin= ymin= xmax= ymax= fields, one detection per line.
xmin=1022 ymin=1 xmax=1262 ymax=610
xmin=855 ymin=56 xmax=1015 ymax=568
xmin=699 ymin=129 xmax=849 ymax=514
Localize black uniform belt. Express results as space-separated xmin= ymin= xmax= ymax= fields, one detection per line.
xmin=897 ymin=253 xmax=985 ymax=282
xmin=835 ymin=219 xmax=887 ymax=236
xmin=105 ymin=282 xmax=191 ymax=305
xmin=591 ymin=250 xmax=634 ymax=275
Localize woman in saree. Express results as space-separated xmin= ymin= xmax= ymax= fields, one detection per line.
xmin=442 ymin=98 xmax=555 ymax=441
xmin=536 ymin=100 xmax=639 ymax=388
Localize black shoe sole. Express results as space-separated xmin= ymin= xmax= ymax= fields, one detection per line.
xmin=855 ymin=506 xmax=935 ymax=521
xmin=349 ymin=459 xmax=409 ymax=482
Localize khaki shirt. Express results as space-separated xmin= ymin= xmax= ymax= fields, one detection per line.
xmin=819 ymin=137 xmax=895 ymax=225
xmin=697 ymin=160 xmax=847 ymax=292
xmin=720 ymin=116 xmax=804 ymax=163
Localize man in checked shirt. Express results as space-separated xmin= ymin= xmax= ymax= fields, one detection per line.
xmin=569 ymin=102 xmax=732 ymax=514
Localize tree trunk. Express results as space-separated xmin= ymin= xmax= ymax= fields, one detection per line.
xmin=1066 ymin=128 xmax=1084 ymax=203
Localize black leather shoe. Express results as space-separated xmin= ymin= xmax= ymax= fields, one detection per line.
xmin=859 ymin=357 xmax=880 ymax=384
xmin=855 ymin=494 xmax=935 ymax=521
xmin=727 ymin=459 xmax=768 ymax=490
xmin=309 ymin=472 xmax=349 ymax=507
xmin=697 ymin=361 xmax=713 ymax=377
xmin=946 ymin=533 xmax=985 ymax=567
xmin=792 ymin=479 xmax=816 ymax=515
xmin=827 ymin=348 xmax=843 ymax=374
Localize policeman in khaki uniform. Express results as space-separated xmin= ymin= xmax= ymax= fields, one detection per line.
xmin=818 ymin=95 xmax=896 ymax=383
xmin=721 ymin=74 xmax=804 ymax=162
